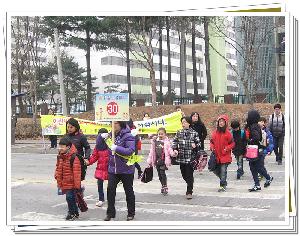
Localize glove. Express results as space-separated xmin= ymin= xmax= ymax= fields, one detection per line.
xmin=111 ymin=144 xmax=117 ymax=151
xmin=131 ymin=129 xmax=138 ymax=137
xmin=101 ymin=133 xmax=109 ymax=139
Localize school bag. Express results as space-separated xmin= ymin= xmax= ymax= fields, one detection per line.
xmin=141 ymin=166 xmax=153 ymax=183
xmin=190 ymin=150 xmax=208 ymax=171
xmin=208 ymin=151 xmax=217 ymax=171
xmin=230 ymin=129 xmax=246 ymax=139
xmin=70 ymin=153 xmax=87 ymax=181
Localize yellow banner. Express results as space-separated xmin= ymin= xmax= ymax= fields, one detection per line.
xmin=41 ymin=112 xmax=182 ymax=135
xmin=133 ymin=111 xmax=182 ymax=134
xmin=41 ymin=115 xmax=111 ymax=135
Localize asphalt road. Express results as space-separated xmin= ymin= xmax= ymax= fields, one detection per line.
xmin=10 ymin=141 xmax=286 ymax=222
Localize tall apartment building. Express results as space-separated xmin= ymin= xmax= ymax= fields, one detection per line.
xmin=234 ymin=16 xmax=283 ymax=102
xmin=99 ymin=17 xmax=238 ymax=101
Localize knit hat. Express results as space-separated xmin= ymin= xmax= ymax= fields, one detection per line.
xmin=247 ymin=110 xmax=260 ymax=126
xmin=66 ymin=118 xmax=80 ymax=133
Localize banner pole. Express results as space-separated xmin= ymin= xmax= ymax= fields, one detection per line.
xmin=42 ymin=134 xmax=47 ymax=154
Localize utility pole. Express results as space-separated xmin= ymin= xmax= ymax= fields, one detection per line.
xmin=54 ymin=28 xmax=67 ymax=116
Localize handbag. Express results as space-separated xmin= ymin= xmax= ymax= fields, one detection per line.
xmin=190 ymin=150 xmax=208 ymax=171
xmin=208 ymin=151 xmax=217 ymax=171
xmin=141 ymin=166 xmax=153 ymax=183
xmin=75 ymin=191 xmax=88 ymax=212
xmin=245 ymin=145 xmax=259 ymax=161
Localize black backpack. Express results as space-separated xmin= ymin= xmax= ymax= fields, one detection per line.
xmin=70 ymin=153 xmax=87 ymax=181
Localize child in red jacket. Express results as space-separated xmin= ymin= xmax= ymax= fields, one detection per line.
xmin=210 ymin=115 xmax=235 ymax=192
xmin=55 ymin=136 xmax=82 ymax=221
xmin=85 ymin=128 xmax=109 ymax=207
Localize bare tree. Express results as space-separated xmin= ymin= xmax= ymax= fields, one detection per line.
xmin=129 ymin=17 xmax=160 ymax=106
xmin=206 ymin=16 xmax=278 ymax=104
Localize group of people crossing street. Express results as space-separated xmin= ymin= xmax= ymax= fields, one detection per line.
xmin=54 ymin=103 xmax=285 ymax=221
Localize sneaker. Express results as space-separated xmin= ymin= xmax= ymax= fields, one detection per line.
xmin=96 ymin=201 xmax=104 ymax=207
xmin=162 ymin=187 xmax=168 ymax=196
xmin=237 ymin=174 xmax=241 ymax=180
xmin=186 ymin=194 xmax=193 ymax=200
xmin=104 ymin=215 xmax=114 ymax=221
xmin=127 ymin=216 xmax=134 ymax=221
xmin=218 ymin=186 xmax=226 ymax=192
xmin=74 ymin=212 xmax=79 ymax=218
xmin=248 ymin=185 xmax=261 ymax=192
xmin=264 ymin=176 xmax=274 ymax=188
xmin=65 ymin=213 xmax=76 ymax=221
xmin=278 ymin=161 xmax=282 ymax=165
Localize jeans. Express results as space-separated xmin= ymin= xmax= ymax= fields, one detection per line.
xmin=273 ymin=136 xmax=284 ymax=162
xmin=235 ymin=155 xmax=244 ymax=177
xmin=180 ymin=163 xmax=194 ymax=194
xmin=249 ymin=153 xmax=271 ymax=186
xmin=49 ymin=135 xmax=57 ymax=148
xmin=213 ymin=164 xmax=228 ymax=187
xmin=65 ymin=190 xmax=78 ymax=215
xmin=156 ymin=166 xmax=167 ymax=187
xmin=97 ymin=179 xmax=105 ymax=201
xmin=107 ymin=173 xmax=135 ymax=218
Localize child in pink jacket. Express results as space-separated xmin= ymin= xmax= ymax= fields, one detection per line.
xmin=147 ymin=127 xmax=176 ymax=195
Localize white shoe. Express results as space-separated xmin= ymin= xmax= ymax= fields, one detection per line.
xmin=96 ymin=201 xmax=104 ymax=207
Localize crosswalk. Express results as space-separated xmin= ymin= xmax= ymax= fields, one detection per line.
xmin=11 ymin=152 xmax=286 ymax=222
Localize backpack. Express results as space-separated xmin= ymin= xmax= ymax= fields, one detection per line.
xmin=231 ymin=129 xmax=245 ymax=139
xmin=270 ymin=113 xmax=285 ymax=134
xmin=70 ymin=153 xmax=87 ymax=181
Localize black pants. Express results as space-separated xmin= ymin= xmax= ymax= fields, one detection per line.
xmin=156 ymin=166 xmax=167 ymax=187
xmin=107 ymin=173 xmax=135 ymax=218
xmin=179 ymin=163 xmax=194 ymax=194
xmin=49 ymin=135 xmax=57 ymax=148
xmin=273 ymin=136 xmax=284 ymax=162
xmin=249 ymin=153 xmax=271 ymax=186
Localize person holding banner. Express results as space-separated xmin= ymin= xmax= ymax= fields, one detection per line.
xmin=100 ymin=121 xmax=136 ymax=221
xmin=66 ymin=118 xmax=91 ymax=159
xmin=48 ymin=108 xmax=57 ymax=149
xmin=172 ymin=117 xmax=200 ymax=200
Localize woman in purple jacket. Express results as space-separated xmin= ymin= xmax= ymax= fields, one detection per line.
xmin=100 ymin=121 xmax=136 ymax=221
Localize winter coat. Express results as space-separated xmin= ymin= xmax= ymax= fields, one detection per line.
xmin=268 ymin=113 xmax=285 ymax=137
xmin=98 ymin=126 xmax=136 ymax=174
xmin=147 ymin=136 xmax=175 ymax=167
xmin=231 ymin=129 xmax=247 ymax=156
xmin=66 ymin=132 xmax=91 ymax=158
xmin=262 ymin=127 xmax=274 ymax=156
xmin=246 ymin=110 xmax=262 ymax=147
xmin=191 ymin=122 xmax=207 ymax=150
xmin=172 ymin=128 xmax=200 ymax=164
xmin=210 ymin=115 xmax=235 ymax=164
xmin=55 ymin=144 xmax=81 ymax=192
xmin=88 ymin=148 xmax=109 ymax=180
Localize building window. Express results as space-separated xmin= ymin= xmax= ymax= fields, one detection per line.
xmin=227 ymin=86 xmax=238 ymax=92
